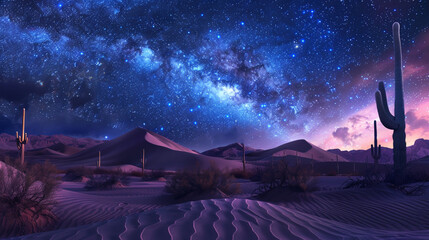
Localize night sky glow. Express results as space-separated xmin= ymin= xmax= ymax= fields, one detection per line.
xmin=0 ymin=1 xmax=428 ymax=151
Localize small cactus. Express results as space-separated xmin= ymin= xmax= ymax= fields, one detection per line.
xmin=371 ymin=120 xmax=381 ymax=166
xmin=16 ymin=108 xmax=28 ymax=165
xmin=141 ymin=148 xmax=145 ymax=175
xmin=296 ymin=151 xmax=299 ymax=166
xmin=242 ymin=143 xmax=246 ymax=173
xmin=336 ymin=155 xmax=340 ymax=175
xmin=97 ymin=151 xmax=101 ymax=167
xmin=311 ymin=154 xmax=314 ymax=172
xmin=353 ymin=162 xmax=356 ymax=175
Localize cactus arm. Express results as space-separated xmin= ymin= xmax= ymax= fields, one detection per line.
xmin=375 ymin=91 xmax=398 ymax=130
xmin=378 ymin=82 xmax=395 ymax=121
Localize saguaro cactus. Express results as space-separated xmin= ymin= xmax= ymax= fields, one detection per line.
xmin=141 ymin=148 xmax=145 ymax=175
xmin=375 ymin=22 xmax=406 ymax=183
xmin=97 ymin=151 xmax=101 ymax=167
xmin=296 ymin=151 xmax=299 ymax=165
xmin=371 ymin=120 xmax=381 ymax=166
xmin=336 ymin=155 xmax=339 ymax=175
xmin=16 ymin=108 xmax=28 ymax=165
xmin=242 ymin=143 xmax=246 ymax=173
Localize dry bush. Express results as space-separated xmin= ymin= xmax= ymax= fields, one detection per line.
xmin=343 ymin=166 xmax=387 ymax=189
xmin=165 ymin=164 xmax=240 ymax=199
xmin=231 ymin=168 xmax=257 ymax=180
xmin=253 ymin=160 xmax=315 ymax=196
xmin=0 ymin=160 xmax=59 ymax=237
xmin=141 ymin=170 xmax=168 ymax=181
xmin=84 ymin=169 xmax=129 ymax=190
xmin=63 ymin=167 xmax=94 ymax=182
xmin=344 ymin=165 xmax=428 ymax=195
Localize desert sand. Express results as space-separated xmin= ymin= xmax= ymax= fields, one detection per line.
xmin=6 ymin=177 xmax=429 ymax=240
xmin=1 ymin=130 xmax=429 ymax=239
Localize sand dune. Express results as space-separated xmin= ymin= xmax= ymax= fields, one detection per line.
xmin=279 ymin=187 xmax=429 ymax=232
xmin=13 ymin=197 xmax=429 ymax=240
xmin=232 ymin=139 xmax=349 ymax=163
xmin=46 ymin=143 xmax=83 ymax=155
xmin=202 ymin=142 xmax=260 ymax=159
xmin=54 ymin=128 xmax=248 ymax=171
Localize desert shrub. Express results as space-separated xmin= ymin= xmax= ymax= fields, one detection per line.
xmin=93 ymin=167 xmax=126 ymax=175
xmin=130 ymin=171 xmax=144 ymax=177
xmin=231 ymin=168 xmax=258 ymax=180
xmin=3 ymin=156 xmax=26 ymax=172
xmin=253 ymin=160 xmax=315 ymax=196
xmin=84 ymin=169 xmax=129 ymax=190
xmin=0 ymin=161 xmax=59 ymax=237
xmin=344 ymin=165 xmax=428 ymax=195
xmin=343 ymin=167 xmax=387 ymax=189
xmin=63 ymin=167 xmax=94 ymax=182
xmin=165 ymin=164 xmax=240 ymax=199
xmin=142 ymin=170 xmax=168 ymax=181
xmin=387 ymin=166 xmax=429 ymax=184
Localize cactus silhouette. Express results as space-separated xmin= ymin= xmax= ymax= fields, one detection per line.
xmin=97 ymin=151 xmax=101 ymax=167
xmin=16 ymin=108 xmax=28 ymax=165
xmin=336 ymin=155 xmax=339 ymax=175
xmin=141 ymin=148 xmax=145 ymax=175
xmin=375 ymin=22 xmax=406 ymax=183
xmin=371 ymin=120 xmax=381 ymax=166
xmin=242 ymin=143 xmax=246 ymax=173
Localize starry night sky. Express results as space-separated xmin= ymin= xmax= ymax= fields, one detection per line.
xmin=0 ymin=0 xmax=428 ymax=151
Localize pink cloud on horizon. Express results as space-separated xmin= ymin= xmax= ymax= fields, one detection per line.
xmin=311 ymin=30 xmax=429 ymax=151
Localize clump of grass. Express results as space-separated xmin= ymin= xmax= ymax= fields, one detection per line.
xmin=231 ymin=168 xmax=259 ymax=180
xmin=0 ymin=159 xmax=59 ymax=237
xmin=84 ymin=169 xmax=129 ymax=190
xmin=343 ymin=165 xmax=428 ymax=196
xmin=342 ymin=166 xmax=387 ymax=189
xmin=253 ymin=159 xmax=315 ymax=196
xmin=63 ymin=167 xmax=94 ymax=182
xmin=165 ymin=163 xmax=240 ymax=199
xmin=141 ymin=170 xmax=168 ymax=181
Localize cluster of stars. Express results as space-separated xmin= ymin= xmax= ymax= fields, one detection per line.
xmin=0 ymin=0 xmax=427 ymax=151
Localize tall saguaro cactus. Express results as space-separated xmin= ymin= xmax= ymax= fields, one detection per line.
xmin=375 ymin=22 xmax=406 ymax=183
xmin=371 ymin=120 xmax=381 ymax=166
xmin=16 ymin=108 xmax=28 ymax=165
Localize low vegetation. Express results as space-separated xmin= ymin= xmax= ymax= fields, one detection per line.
xmin=0 ymin=158 xmax=59 ymax=237
xmin=63 ymin=166 xmax=94 ymax=182
xmin=342 ymin=166 xmax=388 ymax=189
xmin=165 ymin=163 xmax=240 ymax=199
xmin=343 ymin=165 xmax=428 ymax=195
xmin=84 ymin=169 xmax=129 ymax=190
xmin=252 ymin=159 xmax=316 ymax=196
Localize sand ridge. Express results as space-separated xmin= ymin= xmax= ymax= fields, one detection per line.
xmin=11 ymin=198 xmax=429 ymax=240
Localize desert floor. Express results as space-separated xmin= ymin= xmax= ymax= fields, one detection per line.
xmin=7 ymin=175 xmax=429 ymax=240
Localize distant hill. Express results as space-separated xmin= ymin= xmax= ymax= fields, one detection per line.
xmin=328 ymin=138 xmax=429 ymax=163
xmin=203 ymin=139 xmax=348 ymax=163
